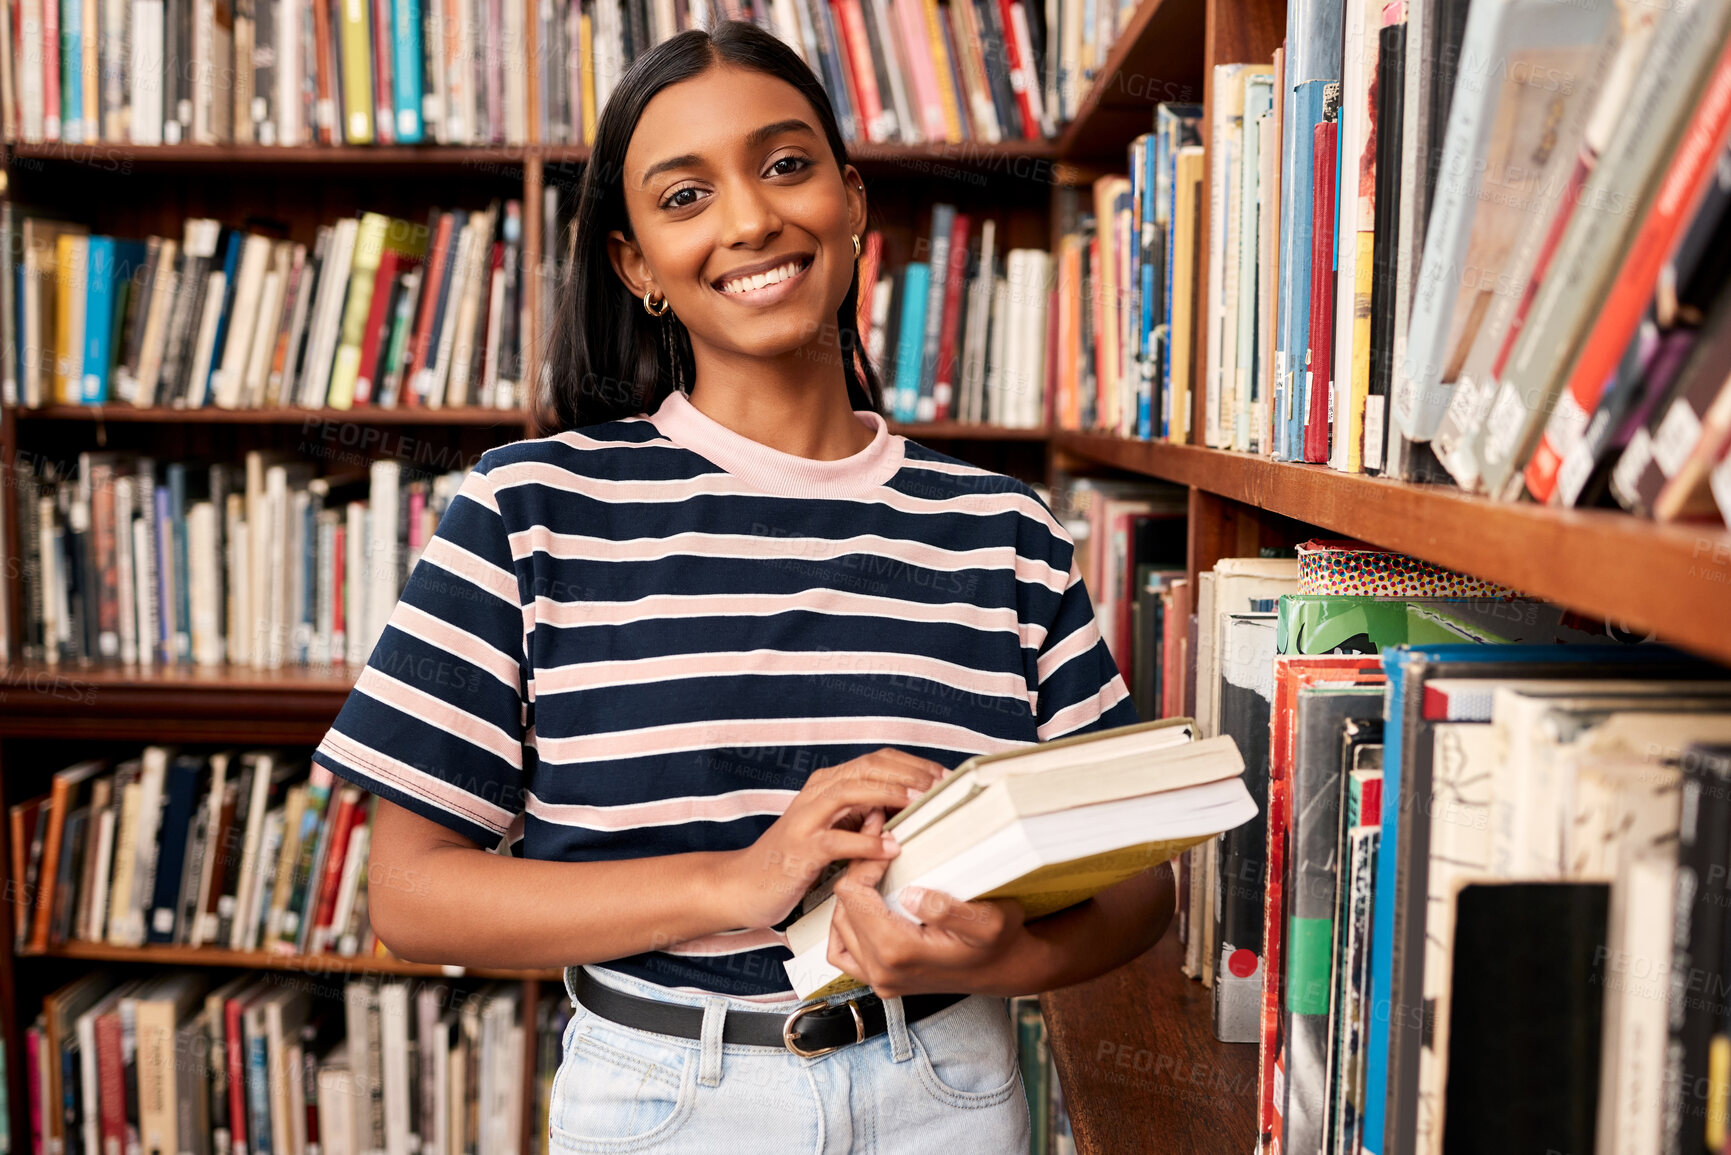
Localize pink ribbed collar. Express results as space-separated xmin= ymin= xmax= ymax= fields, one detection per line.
xmin=647 ymin=389 xmax=906 ymax=498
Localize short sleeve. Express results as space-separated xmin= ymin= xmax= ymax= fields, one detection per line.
xmin=313 ymin=461 xmax=530 ymax=847
xmin=1033 ymin=558 xmax=1139 ymax=741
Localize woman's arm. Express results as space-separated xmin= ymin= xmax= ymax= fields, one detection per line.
xmin=827 ymin=848 xmax=1177 ymax=999
xmin=364 ymin=749 xmax=946 ymax=970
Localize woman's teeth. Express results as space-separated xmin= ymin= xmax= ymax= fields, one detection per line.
xmin=719 ymin=258 xmax=806 ymax=294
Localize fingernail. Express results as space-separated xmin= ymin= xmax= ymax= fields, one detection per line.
xmin=881 ymin=834 xmax=899 ymax=854
xmin=907 ymin=786 xmax=922 ymax=802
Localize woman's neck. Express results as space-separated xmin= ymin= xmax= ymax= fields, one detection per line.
xmin=684 ymin=343 xmax=875 ymax=461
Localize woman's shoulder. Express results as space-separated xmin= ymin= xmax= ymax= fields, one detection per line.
xmin=472 ymin=413 xmax=687 ymax=477
xmin=892 ymin=439 xmax=1073 ymax=548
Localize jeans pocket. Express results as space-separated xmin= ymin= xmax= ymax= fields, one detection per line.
xmin=906 ymin=996 xmax=1023 ymax=1109
xmin=548 ymin=1018 xmax=695 ymax=1152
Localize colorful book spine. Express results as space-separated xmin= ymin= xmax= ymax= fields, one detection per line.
xmin=391 ymin=0 xmax=424 ymax=141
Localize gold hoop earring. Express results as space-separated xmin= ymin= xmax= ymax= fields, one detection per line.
xmin=643 ymin=287 xmax=670 ymax=317
xmin=851 ymin=233 xmax=862 ymax=260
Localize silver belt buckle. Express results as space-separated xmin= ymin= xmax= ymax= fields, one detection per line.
xmin=782 ymin=997 xmax=865 ymax=1058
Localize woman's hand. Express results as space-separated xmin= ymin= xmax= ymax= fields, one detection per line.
xmin=724 ymin=749 xmax=948 ymax=931
xmin=826 ymin=827 xmax=1041 ymax=999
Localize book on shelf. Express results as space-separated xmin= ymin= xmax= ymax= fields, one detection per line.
xmin=3 ymin=202 xmax=527 ymax=413
xmin=29 ymin=967 xmax=542 ymax=1155
xmin=13 ymin=450 xmax=465 ymax=668
xmin=3 ymin=746 xmax=426 ymax=959
xmin=781 ymin=717 xmax=1256 ymax=1000
xmin=1046 ymin=0 xmax=1731 ymax=533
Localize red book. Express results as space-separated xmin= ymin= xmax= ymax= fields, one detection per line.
xmin=226 ymin=992 xmax=250 ymax=1153
xmin=1302 ymin=120 xmax=1339 ymax=463
xmin=94 ymin=1007 xmax=127 ymax=1155
xmin=834 ymin=0 xmax=886 ymax=142
xmin=1045 ymin=278 xmax=1060 ymax=428
xmin=308 ymin=790 xmax=363 ymax=951
xmin=933 ymin=213 xmax=971 ymax=420
xmin=1527 ymin=31 xmax=1731 ymax=502
xmin=332 ymin=522 xmax=346 ymax=649
xmin=403 ymin=213 xmax=457 ymax=403
xmin=312 ymin=0 xmax=338 ymax=145
xmin=354 ymin=252 xmax=417 ymax=405
xmin=371 ymin=0 xmax=395 ymax=143
xmin=996 ymin=0 xmax=1038 ymax=140
xmin=856 ymin=231 xmax=883 ymax=340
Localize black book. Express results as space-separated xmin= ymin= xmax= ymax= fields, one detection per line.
xmin=50 ymin=807 xmax=88 ymax=946
xmin=1662 ymin=745 xmax=1731 ymax=1152
xmin=1443 ymin=882 xmax=1608 ymax=1155
xmin=877 ymin=266 xmax=907 ymax=402
xmin=212 ymin=757 xmax=258 ymax=947
xmin=1212 ymin=613 xmax=1276 ymax=1044
xmin=147 ymin=754 xmax=209 ymax=944
xmin=1130 ymin=568 xmax=1162 ymax=722
xmin=19 ymin=467 xmax=44 ymax=661
xmin=1365 ymin=21 xmax=1406 ymax=476
xmin=972 ymin=0 xmax=1022 ymax=140
xmin=1283 ymin=686 xmax=1384 ymax=1154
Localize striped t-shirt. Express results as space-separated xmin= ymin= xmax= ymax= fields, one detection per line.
xmin=313 ymin=388 xmax=1136 ymax=998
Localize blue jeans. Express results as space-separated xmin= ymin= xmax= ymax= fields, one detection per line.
xmin=550 ymin=965 xmax=1031 ymax=1153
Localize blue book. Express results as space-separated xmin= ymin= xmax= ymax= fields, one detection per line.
xmin=82 ymin=239 xmax=147 ymax=404
xmin=203 ymin=230 xmax=243 ymax=403
xmin=918 ymin=204 xmax=956 ymax=418
xmin=1361 ymin=643 xmax=1713 ymax=1155
xmin=61 ymin=0 xmax=82 ymax=140
xmin=392 ymin=0 xmax=424 ymax=142
xmin=1280 ymin=80 xmax=1333 ymax=460
xmin=247 ymin=1029 xmax=272 ymax=1155
xmin=809 ymin=0 xmax=857 ymax=144
xmin=167 ymin=463 xmax=192 ymax=663
xmin=1156 ymin=104 xmax=1203 ymax=438
xmin=892 ymin=262 xmax=930 ymax=423
xmin=154 ymin=483 xmax=174 ymax=664
xmin=146 ymin=755 xmax=205 ymax=943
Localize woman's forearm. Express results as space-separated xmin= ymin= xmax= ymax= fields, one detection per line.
xmin=976 ymin=862 xmax=1177 ymax=997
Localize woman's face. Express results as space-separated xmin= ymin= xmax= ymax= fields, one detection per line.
xmin=608 ymin=64 xmax=867 ymax=366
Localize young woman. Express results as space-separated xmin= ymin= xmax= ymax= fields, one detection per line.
xmin=313 ymin=20 xmax=1174 ymax=1151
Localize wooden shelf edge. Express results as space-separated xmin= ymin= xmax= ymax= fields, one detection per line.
xmin=9 ymin=403 xmax=529 ymax=427
xmin=1053 ymin=431 xmax=1731 ymax=664
xmin=19 ymin=940 xmax=561 ymax=982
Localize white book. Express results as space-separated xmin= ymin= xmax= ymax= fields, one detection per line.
xmin=242 ymin=244 xmax=292 ymax=407
xmin=224 ymin=494 xmax=246 ymax=667
xmin=188 ymin=751 xmax=231 ymax=946
xmin=986 ymin=275 xmax=1011 ymax=426
xmin=424 ymin=0 xmax=448 ymax=143
xmin=184 ymin=270 xmax=230 ymax=408
xmin=313 ymin=508 xmax=337 ymax=665
xmin=20 ymin=0 xmax=44 ymax=141
xmin=301 ymin=218 xmax=360 ymax=408
xmin=273 ymin=235 xmax=322 ymax=404
xmin=1022 ymin=251 xmax=1051 ymax=429
xmin=271 ymin=0 xmax=299 ymax=144
xmin=318 ymin=1059 xmax=357 ymax=1155
xmin=365 ymin=459 xmax=402 ymax=651
xmin=421 ymin=226 xmax=476 ymax=409
xmin=504 ymin=0 xmax=527 ymax=143
xmin=123 ymin=746 xmax=175 ymax=947
xmin=380 ymin=983 xmax=413 ymax=1155
xmin=243 ymin=808 xmax=285 ymax=951
xmin=867 ymin=0 xmax=916 ymax=142
xmin=212 ymin=235 xmax=274 ymax=408
xmin=1600 ymin=849 xmax=1675 ymax=1155
xmin=128 ymin=0 xmax=165 ymax=143
xmin=105 ymin=779 xmax=142 ymax=942
xmin=288 ymin=488 xmax=311 ymax=663
xmin=1002 ymin=250 xmax=1030 ymax=428
xmin=85 ymin=806 xmax=118 ymax=941
xmin=188 ymin=501 xmax=223 ymax=665
xmin=115 ymin=476 xmax=137 ymax=664
xmin=1203 ymin=64 xmax=1245 ymax=449
xmin=129 ymin=239 xmax=181 ymax=408
xmin=344 ymin=500 xmax=367 ymax=666
xmin=132 ymin=511 xmax=157 ymax=668
xmin=228 ymin=752 xmax=278 ymax=950
xmin=479 ymin=261 xmax=507 ymax=408
xmin=264 ymin=465 xmax=291 ymax=667
xmin=444 ymin=215 xmax=492 ymax=407
xmin=330 ymin=824 xmax=369 ymax=955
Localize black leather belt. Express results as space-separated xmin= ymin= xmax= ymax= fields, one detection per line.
xmin=572 ymin=968 xmax=968 ymax=1058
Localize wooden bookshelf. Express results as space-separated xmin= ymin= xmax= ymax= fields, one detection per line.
xmin=1057 ymin=0 xmax=1209 ymax=160
xmin=19 ymin=941 xmax=563 ymax=983
xmin=9 ymin=404 xmax=531 ymax=427
xmin=1051 ymin=432 xmax=1731 ymax=667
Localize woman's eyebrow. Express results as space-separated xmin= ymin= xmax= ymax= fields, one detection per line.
xmin=638 ymin=119 xmax=818 ymax=187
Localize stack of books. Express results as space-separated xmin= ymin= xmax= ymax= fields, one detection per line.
xmin=1141 ymin=538 xmax=1731 ymax=1155
xmin=1 ymin=0 xmax=530 ymax=146
xmin=28 ymin=971 xmax=542 ymax=1155
xmin=4 ymin=203 xmax=527 ymax=413
xmin=781 ymin=717 xmax=1255 ymax=1000
xmin=1056 ymin=0 xmax=1731 ymax=531
xmin=9 ymin=751 xmax=394 ymax=959
xmin=15 ymin=452 xmax=462 ymax=669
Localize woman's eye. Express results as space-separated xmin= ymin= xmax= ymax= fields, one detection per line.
xmin=662 ymin=187 xmax=703 ymax=209
xmin=769 ymin=156 xmax=810 ymax=176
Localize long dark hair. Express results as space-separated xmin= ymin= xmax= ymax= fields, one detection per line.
xmin=534 ymin=21 xmax=883 ymax=436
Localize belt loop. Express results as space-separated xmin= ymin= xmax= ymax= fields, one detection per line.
xmin=564 ymin=965 xmax=580 ymax=1007
xmin=884 ymin=995 xmax=913 ymax=1063
xmin=698 ymin=996 xmax=728 ymax=1087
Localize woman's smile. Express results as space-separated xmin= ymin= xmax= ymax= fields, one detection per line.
xmin=712 ymin=252 xmax=815 ymax=306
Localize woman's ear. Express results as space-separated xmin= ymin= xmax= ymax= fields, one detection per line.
xmin=842 ymin=164 xmax=867 ymax=238
xmin=607 ymin=229 xmax=654 ymax=299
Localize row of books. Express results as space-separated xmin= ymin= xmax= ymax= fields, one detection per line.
xmin=1059 ymin=0 xmax=1731 ymax=530
xmin=853 ymin=213 xmax=1051 ymax=427
xmin=1 ymin=0 xmax=529 ymax=146
xmin=8 ymin=749 xmax=393 ymax=959
xmin=5 ymin=202 xmax=527 ymax=412
xmin=28 ymin=971 xmax=544 ymax=1155
xmin=1011 ymin=997 xmax=1074 ymax=1155
xmin=537 ymin=0 xmax=1085 ymax=149
xmin=17 ymin=452 xmax=455 ymax=670
xmin=1083 ymin=516 xmax=1731 ymax=1155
